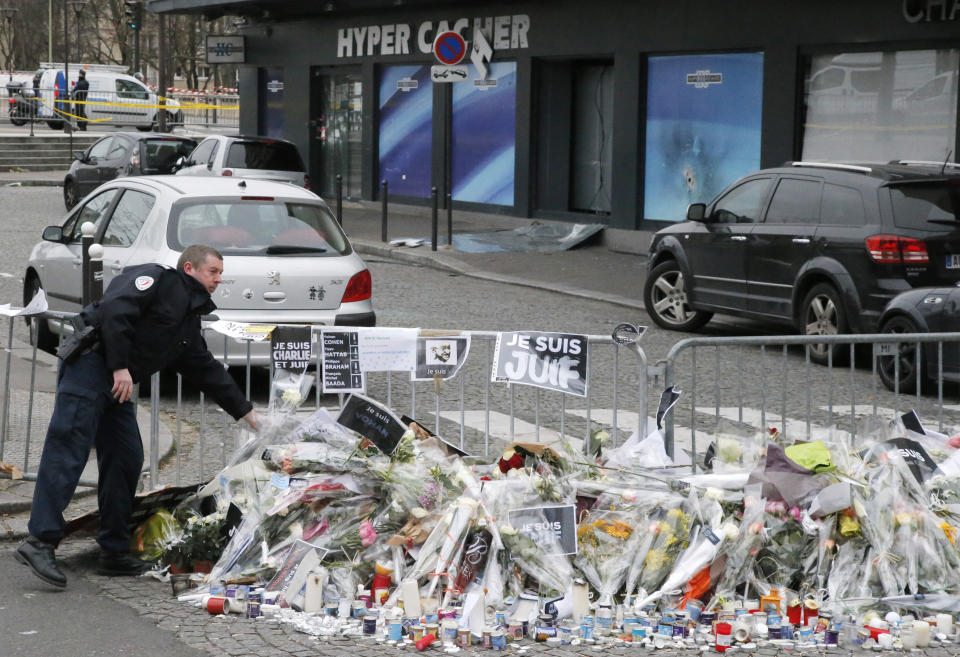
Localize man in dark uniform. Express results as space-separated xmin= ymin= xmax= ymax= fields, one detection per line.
xmin=15 ymin=245 xmax=258 ymax=587
xmin=73 ymin=69 xmax=89 ymax=131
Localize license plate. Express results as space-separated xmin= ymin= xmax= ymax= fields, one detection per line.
xmin=947 ymin=254 xmax=960 ymax=269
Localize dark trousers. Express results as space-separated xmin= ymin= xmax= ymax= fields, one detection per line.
xmin=74 ymin=102 xmax=86 ymax=130
xmin=28 ymin=351 xmax=143 ymax=553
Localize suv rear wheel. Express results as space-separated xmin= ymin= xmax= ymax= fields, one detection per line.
xmin=801 ymin=283 xmax=847 ymax=365
xmin=643 ymin=260 xmax=713 ymax=331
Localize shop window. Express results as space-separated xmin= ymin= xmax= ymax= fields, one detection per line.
xmin=259 ymin=67 xmax=284 ymax=139
xmin=533 ymin=59 xmax=613 ymax=216
xmin=801 ymin=49 xmax=959 ymax=162
xmin=643 ymin=52 xmax=763 ymax=222
xmin=378 ymin=65 xmax=433 ymax=198
xmin=451 ymin=61 xmax=516 ymax=205
xmin=570 ymin=63 xmax=614 ymax=213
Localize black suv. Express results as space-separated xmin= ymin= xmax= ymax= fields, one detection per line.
xmin=643 ymin=161 xmax=960 ymax=363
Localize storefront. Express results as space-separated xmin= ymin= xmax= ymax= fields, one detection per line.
xmin=151 ymin=0 xmax=960 ymax=231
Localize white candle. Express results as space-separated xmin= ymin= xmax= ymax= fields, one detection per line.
xmin=877 ymin=633 xmax=893 ymax=649
xmin=303 ymin=571 xmax=324 ymax=613
xmin=913 ymin=620 xmax=930 ymax=647
xmin=900 ymin=627 xmax=916 ymax=650
xmin=936 ymin=614 xmax=952 ymax=635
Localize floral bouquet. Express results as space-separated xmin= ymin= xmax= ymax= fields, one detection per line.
xmin=635 ymin=503 xmax=693 ymax=595
xmin=574 ymin=508 xmax=639 ymax=605
xmin=161 ymin=510 xmax=230 ymax=572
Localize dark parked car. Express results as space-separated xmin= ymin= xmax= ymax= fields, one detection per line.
xmin=643 ymin=160 xmax=960 ymax=364
xmin=63 ymin=132 xmax=197 ymax=210
xmin=875 ymin=287 xmax=960 ymax=393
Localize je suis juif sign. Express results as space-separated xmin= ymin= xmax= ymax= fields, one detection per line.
xmin=491 ymin=331 xmax=588 ymax=397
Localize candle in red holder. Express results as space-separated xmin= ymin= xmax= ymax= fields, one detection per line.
xmin=715 ymin=622 xmax=732 ymax=652
xmin=787 ymin=599 xmax=802 ymax=625
xmin=372 ymin=573 xmax=392 ymax=591
xmin=206 ymin=596 xmax=230 ymax=615
xmin=416 ymin=633 xmax=437 ymax=651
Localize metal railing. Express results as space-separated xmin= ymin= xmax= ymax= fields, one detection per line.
xmin=661 ymin=332 xmax=960 ymax=470
xmin=3 ymin=85 xmax=238 ymax=130
xmin=0 ymin=316 xmax=650 ymax=492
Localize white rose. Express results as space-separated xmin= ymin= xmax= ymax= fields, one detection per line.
xmin=705 ymin=487 xmax=723 ymax=501
xmin=411 ymin=507 xmax=429 ymax=519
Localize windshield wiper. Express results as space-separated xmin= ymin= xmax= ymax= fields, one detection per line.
xmin=265 ymin=245 xmax=328 ymax=254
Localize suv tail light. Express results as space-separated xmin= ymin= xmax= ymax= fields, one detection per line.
xmin=129 ymin=154 xmax=140 ymax=169
xmin=865 ymin=234 xmax=930 ymax=264
xmin=303 ymin=174 xmax=310 ymax=190
xmin=342 ymin=269 xmax=372 ymax=303
xmin=222 ymin=169 xmax=233 ymax=176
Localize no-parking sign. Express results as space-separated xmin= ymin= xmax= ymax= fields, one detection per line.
xmin=433 ymin=31 xmax=467 ymax=65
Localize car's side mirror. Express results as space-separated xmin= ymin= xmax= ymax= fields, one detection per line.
xmin=42 ymin=225 xmax=64 ymax=242
xmin=686 ymin=203 xmax=707 ymax=222
xmin=206 ymin=160 xmax=214 ymax=170
xmin=72 ymin=150 xmax=85 ymax=162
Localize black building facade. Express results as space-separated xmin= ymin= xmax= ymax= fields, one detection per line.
xmin=151 ymin=0 xmax=960 ymax=231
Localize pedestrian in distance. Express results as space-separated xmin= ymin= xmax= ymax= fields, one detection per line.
xmin=73 ymin=69 xmax=89 ymax=131
xmin=15 ymin=245 xmax=259 ymax=587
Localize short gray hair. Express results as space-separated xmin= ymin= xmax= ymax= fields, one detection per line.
xmin=177 ymin=244 xmax=223 ymax=271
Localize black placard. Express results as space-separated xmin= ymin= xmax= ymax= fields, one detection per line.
xmin=491 ymin=331 xmax=588 ymax=397
xmin=321 ymin=330 xmax=364 ymax=392
xmin=507 ymin=504 xmax=578 ymax=555
xmin=337 ymin=393 xmax=407 ymax=454
xmin=271 ymin=326 xmax=314 ymax=371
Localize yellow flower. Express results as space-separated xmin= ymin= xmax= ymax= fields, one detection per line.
xmin=839 ymin=515 xmax=860 ymax=537
xmin=940 ymin=522 xmax=957 ymax=546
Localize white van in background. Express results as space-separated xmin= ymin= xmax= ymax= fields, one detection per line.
xmin=33 ymin=63 xmax=182 ymax=131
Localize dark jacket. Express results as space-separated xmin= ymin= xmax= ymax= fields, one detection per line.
xmin=80 ymin=263 xmax=252 ymax=420
xmin=73 ymin=76 xmax=89 ymax=101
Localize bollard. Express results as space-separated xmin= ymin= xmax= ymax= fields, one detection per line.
xmin=80 ymin=221 xmax=96 ymax=306
xmin=335 ymin=174 xmax=343 ymax=226
xmin=431 ymin=187 xmax=438 ymax=252
xmin=381 ymin=179 xmax=389 ymax=242
xmin=89 ymin=243 xmax=104 ymax=302
xmin=446 ymin=192 xmax=453 ymax=248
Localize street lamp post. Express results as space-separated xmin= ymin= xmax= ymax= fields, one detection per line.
xmin=62 ymin=0 xmax=85 ymax=135
xmin=67 ymin=1 xmax=86 ymax=63
xmin=0 ymin=7 xmax=17 ymax=82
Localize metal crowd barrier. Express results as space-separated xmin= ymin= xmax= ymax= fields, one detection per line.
xmin=661 ymin=332 xmax=960 ymax=470
xmin=2 ymin=85 xmax=239 ymax=130
xmin=0 ymin=315 xmax=650 ymax=492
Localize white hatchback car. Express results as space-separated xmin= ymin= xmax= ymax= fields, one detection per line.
xmin=175 ymin=135 xmax=309 ymax=189
xmin=25 ymin=176 xmax=374 ymax=362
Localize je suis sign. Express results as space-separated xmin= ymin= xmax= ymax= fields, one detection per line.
xmin=491 ymin=331 xmax=588 ymax=397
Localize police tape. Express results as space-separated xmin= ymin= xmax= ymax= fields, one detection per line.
xmin=38 ymin=96 xmax=237 ymax=112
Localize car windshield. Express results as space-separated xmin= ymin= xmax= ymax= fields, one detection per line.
xmin=890 ymin=182 xmax=960 ymax=230
xmin=225 ymin=141 xmax=304 ymax=172
xmin=140 ymin=138 xmax=197 ymax=174
xmin=170 ymin=201 xmax=348 ymax=255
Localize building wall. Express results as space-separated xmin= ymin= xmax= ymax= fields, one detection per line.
xmin=235 ymin=0 xmax=960 ymax=230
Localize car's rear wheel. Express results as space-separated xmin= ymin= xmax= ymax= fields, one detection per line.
xmin=877 ymin=315 xmax=923 ymax=393
xmin=63 ymin=179 xmax=78 ymax=210
xmin=24 ymin=274 xmax=57 ymax=353
xmin=46 ymin=119 xmax=63 ymax=130
xmin=643 ymin=260 xmax=712 ymax=331
xmin=801 ymin=283 xmax=847 ymax=366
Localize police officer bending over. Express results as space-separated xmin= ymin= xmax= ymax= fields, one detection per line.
xmin=16 ymin=245 xmax=259 ymax=587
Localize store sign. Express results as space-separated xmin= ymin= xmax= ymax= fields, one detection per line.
xmin=336 ymin=14 xmax=529 ymax=58
xmin=205 ymin=35 xmax=245 ymax=63
xmin=902 ymin=0 xmax=960 ymax=23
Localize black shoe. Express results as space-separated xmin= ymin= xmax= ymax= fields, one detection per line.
xmin=97 ymin=551 xmax=154 ymax=577
xmin=15 ymin=537 xmax=67 ymax=588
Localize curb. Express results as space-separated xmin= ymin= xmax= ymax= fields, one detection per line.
xmin=1 ymin=179 xmax=61 ymax=187
xmin=351 ymin=239 xmax=648 ymax=313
